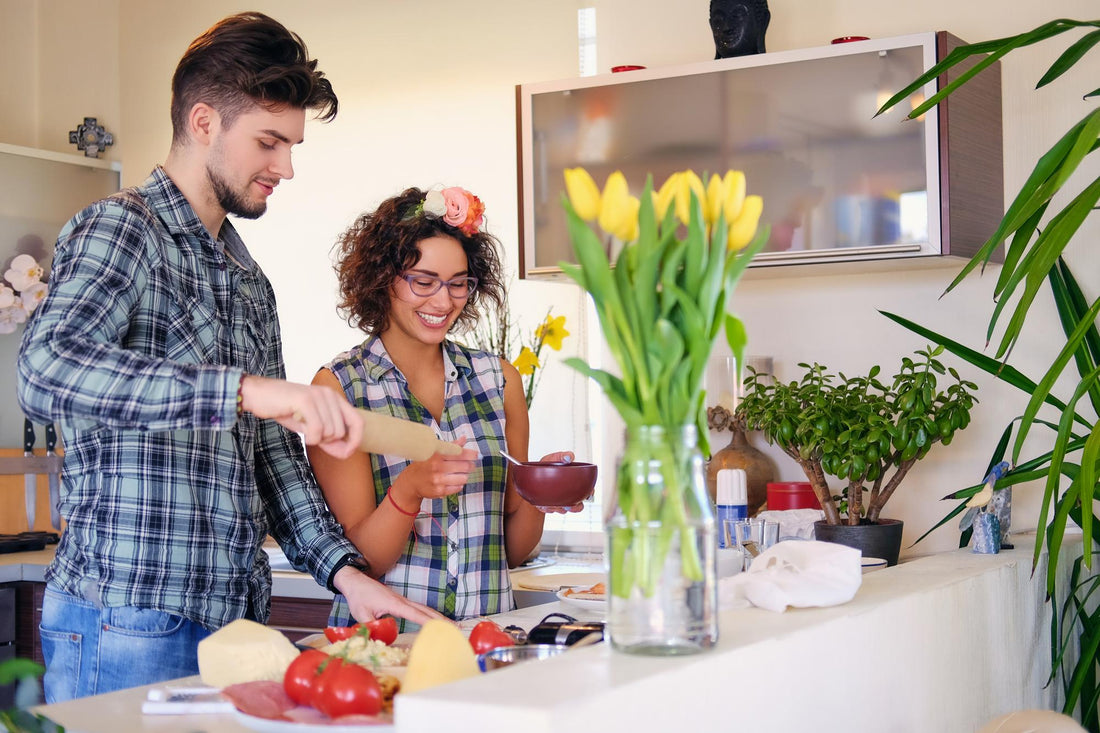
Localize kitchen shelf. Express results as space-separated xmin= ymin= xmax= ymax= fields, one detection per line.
xmin=516 ymin=31 xmax=1003 ymax=280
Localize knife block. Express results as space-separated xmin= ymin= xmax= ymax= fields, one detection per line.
xmin=0 ymin=448 xmax=64 ymax=536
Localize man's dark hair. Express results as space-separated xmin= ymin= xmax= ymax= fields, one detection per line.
xmin=170 ymin=12 xmax=338 ymax=146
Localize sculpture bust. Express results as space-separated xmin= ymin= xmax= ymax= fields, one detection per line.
xmin=709 ymin=0 xmax=770 ymax=59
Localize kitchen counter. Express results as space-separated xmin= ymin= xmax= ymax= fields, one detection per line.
xmin=30 ymin=539 xmax=1083 ymax=733
xmin=3 ymin=545 xmax=604 ymax=604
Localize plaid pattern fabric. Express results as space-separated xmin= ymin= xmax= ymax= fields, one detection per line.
xmin=326 ymin=336 xmax=514 ymax=628
xmin=17 ymin=167 xmax=355 ymax=630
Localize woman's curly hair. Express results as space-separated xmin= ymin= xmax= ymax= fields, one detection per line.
xmin=334 ymin=187 xmax=505 ymax=335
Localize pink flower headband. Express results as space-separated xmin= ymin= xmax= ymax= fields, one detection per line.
xmin=414 ymin=186 xmax=486 ymax=236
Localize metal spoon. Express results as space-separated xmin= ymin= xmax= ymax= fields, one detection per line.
xmin=499 ymin=448 xmax=524 ymax=467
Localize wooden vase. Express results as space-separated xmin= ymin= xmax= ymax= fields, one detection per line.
xmin=705 ymin=427 xmax=776 ymax=514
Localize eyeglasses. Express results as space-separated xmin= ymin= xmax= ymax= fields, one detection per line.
xmin=399 ymin=273 xmax=478 ymax=299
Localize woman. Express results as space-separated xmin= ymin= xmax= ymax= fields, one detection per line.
xmin=308 ymin=186 xmax=576 ymax=626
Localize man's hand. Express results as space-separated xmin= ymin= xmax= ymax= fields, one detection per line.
xmin=333 ymin=566 xmax=447 ymax=626
xmin=239 ymin=374 xmax=363 ymax=459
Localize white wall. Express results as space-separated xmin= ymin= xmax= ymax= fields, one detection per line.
xmin=2 ymin=0 xmax=1098 ymax=557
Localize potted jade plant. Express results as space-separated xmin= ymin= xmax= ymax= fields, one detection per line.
xmin=737 ymin=346 xmax=978 ymax=564
xmin=560 ymin=167 xmax=766 ymax=655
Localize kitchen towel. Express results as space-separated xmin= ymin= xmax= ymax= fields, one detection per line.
xmin=756 ymin=508 xmax=826 ymax=540
xmin=718 ymin=540 xmax=862 ymax=612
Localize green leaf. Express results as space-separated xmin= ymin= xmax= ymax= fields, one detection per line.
xmin=880 ymin=310 xmax=1087 ymax=427
xmin=724 ymin=314 xmax=748 ymax=387
xmin=1037 ymin=28 xmax=1100 ymax=87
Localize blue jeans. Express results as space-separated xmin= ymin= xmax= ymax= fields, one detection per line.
xmin=40 ymin=586 xmax=212 ymax=703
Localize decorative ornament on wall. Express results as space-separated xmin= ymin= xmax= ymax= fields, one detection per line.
xmin=68 ymin=117 xmax=114 ymax=158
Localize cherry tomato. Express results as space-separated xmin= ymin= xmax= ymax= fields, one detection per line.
xmin=363 ymin=617 xmax=399 ymax=645
xmin=468 ymin=620 xmax=515 ymax=654
xmin=283 ymin=649 xmax=328 ymax=706
xmin=314 ymin=661 xmax=383 ymax=718
xmin=323 ymin=624 xmax=362 ymax=643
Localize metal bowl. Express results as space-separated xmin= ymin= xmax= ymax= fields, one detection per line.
xmin=477 ymin=643 xmax=569 ymax=671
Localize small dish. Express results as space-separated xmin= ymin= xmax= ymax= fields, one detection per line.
xmin=861 ymin=556 xmax=888 ymax=573
xmin=555 ymin=588 xmax=607 ymax=611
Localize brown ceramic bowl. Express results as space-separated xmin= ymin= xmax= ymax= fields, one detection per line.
xmin=511 ymin=461 xmax=598 ymax=507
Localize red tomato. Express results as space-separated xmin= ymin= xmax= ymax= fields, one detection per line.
xmin=314 ymin=662 xmax=383 ymax=718
xmin=363 ymin=617 xmax=399 ymax=645
xmin=283 ymin=649 xmax=328 ymax=706
xmin=468 ymin=620 xmax=515 ymax=654
xmin=323 ymin=624 xmax=362 ymax=643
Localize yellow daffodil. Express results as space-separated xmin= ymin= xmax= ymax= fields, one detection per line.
xmin=563 ymin=168 xmax=601 ymax=221
xmin=536 ymin=314 xmax=570 ymax=351
xmin=727 ymin=195 xmax=764 ymax=251
xmin=722 ymin=170 xmax=746 ymax=223
xmin=598 ymin=171 xmax=640 ymax=241
xmin=513 ymin=346 xmax=540 ymax=376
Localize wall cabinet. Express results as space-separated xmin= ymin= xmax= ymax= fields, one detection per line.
xmin=516 ymin=31 xmax=1002 ymax=279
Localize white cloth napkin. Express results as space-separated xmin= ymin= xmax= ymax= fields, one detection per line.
xmin=756 ymin=508 xmax=826 ymax=540
xmin=718 ymin=540 xmax=862 ymax=612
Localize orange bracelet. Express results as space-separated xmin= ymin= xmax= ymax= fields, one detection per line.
xmin=387 ymin=491 xmax=419 ymax=517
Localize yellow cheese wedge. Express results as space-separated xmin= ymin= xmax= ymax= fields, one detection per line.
xmin=401 ymin=619 xmax=480 ymax=694
xmin=197 ymin=618 xmax=300 ymax=688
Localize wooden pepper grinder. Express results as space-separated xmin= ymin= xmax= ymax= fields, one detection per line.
xmin=706 ymin=405 xmax=775 ymax=515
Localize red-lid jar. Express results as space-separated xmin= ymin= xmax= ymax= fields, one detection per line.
xmin=767 ymin=481 xmax=821 ymax=510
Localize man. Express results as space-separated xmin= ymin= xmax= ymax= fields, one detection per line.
xmin=17 ymin=12 xmax=442 ymax=703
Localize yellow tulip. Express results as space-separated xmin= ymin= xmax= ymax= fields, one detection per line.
xmin=705 ymin=173 xmax=727 ymax=226
xmin=563 ymin=168 xmax=601 ymax=222
xmin=655 ymin=172 xmax=681 ymax=221
xmin=513 ymin=346 xmax=540 ymax=376
xmin=722 ymin=171 xmax=746 ymax=224
xmin=598 ymin=171 xmax=639 ymax=241
xmin=727 ymin=195 xmax=764 ymax=251
xmin=674 ymin=170 xmax=706 ymax=226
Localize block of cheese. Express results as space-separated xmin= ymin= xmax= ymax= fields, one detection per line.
xmin=401 ymin=619 xmax=480 ymax=694
xmin=197 ymin=619 xmax=300 ymax=688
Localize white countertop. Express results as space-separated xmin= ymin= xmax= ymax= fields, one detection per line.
xmin=31 ymin=540 xmax=1080 ymax=733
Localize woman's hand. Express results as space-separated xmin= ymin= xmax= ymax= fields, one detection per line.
xmin=389 ymin=436 xmax=478 ymax=508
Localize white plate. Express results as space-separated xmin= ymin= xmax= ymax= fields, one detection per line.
xmin=862 ymin=557 xmax=888 ymax=573
xmin=233 ymin=709 xmax=394 ymax=733
xmin=556 ymin=588 xmax=607 ymax=610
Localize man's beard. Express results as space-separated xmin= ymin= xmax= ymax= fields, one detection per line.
xmin=207 ymin=165 xmax=267 ymax=220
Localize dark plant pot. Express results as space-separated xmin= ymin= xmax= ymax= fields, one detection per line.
xmin=813 ymin=519 xmax=904 ymax=566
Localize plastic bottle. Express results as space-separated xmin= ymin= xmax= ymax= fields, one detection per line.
xmin=716 ymin=468 xmax=748 ymax=549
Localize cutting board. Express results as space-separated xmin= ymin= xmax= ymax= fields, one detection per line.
xmin=513 ymin=572 xmax=605 ymax=592
xmin=0 ymin=447 xmax=64 ymax=535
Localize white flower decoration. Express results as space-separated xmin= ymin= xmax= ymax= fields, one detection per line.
xmin=422 ymin=189 xmax=447 ymax=218
xmin=0 ymin=254 xmax=48 ymax=331
xmin=0 ymin=305 xmax=26 ymax=334
xmin=20 ymin=282 xmax=48 ymax=313
xmin=5 ymin=253 xmax=44 ymax=292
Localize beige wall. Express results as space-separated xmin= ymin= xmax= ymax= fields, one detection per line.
xmin=1 ymin=0 xmax=1098 ymax=556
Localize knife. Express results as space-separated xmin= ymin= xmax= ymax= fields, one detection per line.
xmin=23 ymin=418 xmax=36 ymax=531
xmin=44 ymin=422 xmax=60 ymax=530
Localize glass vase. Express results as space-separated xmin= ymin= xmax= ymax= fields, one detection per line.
xmin=606 ymin=424 xmax=718 ymax=655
